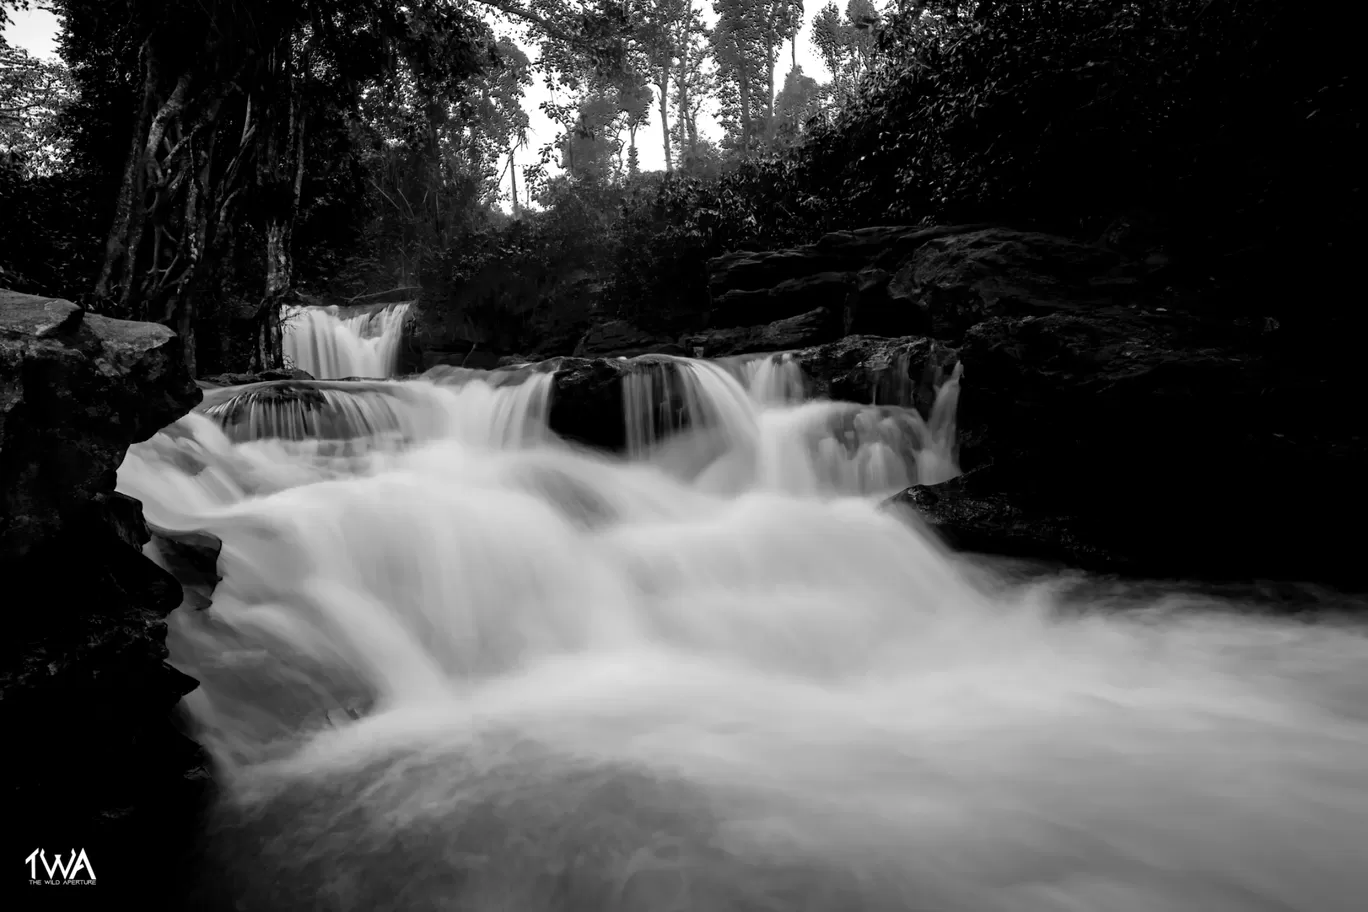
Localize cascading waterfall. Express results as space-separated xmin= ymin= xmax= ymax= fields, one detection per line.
xmin=281 ymin=301 xmax=412 ymax=379
xmin=623 ymin=352 xmax=960 ymax=497
xmin=116 ymin=350 xmax=1368 ymax=912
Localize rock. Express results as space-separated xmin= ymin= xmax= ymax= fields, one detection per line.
xmin=707 ymin=224 xmax=1364 ymax=583
xmin=705 ymin=224 xmax=993 ymax=301
xmin=574 ymin=320 xmax=685 ymax=358
xmin=199 ymin=367 xmax=315 ymax=387
xmin=904 ymin=228 xmax=1128 ymax=340
xmin=899 ymin=303 xmax=1366 ymax=584
xmin=707 ymin=249 xmax=855 ymax=296
xmin=546 ymin=357 xmax=633 ymax=451
xmin=787 ymin=334 xmax=963 ymax=415
xmin=882 ymin=464 xmax=1123 ymax=572
xmin=709 ymin=271 xmax=855 ymax=327
xmin=1 ymin=289 xmax=209 ymax=896
xmin=2 ymin=292 xmax=203 ymax=559
xmin=683 ymin=308 xmax=842 ymax=358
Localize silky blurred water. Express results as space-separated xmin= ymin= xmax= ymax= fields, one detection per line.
xmin=118 ymin=354 xmax=1368 ymax=912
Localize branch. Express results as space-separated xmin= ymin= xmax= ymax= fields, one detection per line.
xmin=469 ymin=0 xmax=595 ymax=49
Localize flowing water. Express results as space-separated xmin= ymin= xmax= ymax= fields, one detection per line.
xmin=117 ymin=352 xmax=1368 ymax=911
xmin=282 ymin=301 xmax=412 ymax=379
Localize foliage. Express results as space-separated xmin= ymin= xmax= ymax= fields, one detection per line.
xmin=2 ymin=0 xmax=1359 ymax=361
xmin=0 ymin=41 xmax=74 ymax=175
xmin=0 ymin=34 xmax=96 ymax=295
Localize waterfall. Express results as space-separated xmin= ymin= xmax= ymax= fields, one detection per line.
xmin=116 ymin=350 xmax=1368 ymax=912
xmin=281 ymin=301 xmax=412 ymax=379
xmin=623 ymin=352 xmax=960 ymax=497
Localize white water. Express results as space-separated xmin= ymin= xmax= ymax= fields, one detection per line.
xmin=282 ymin=301 xmax=412 ymax=379
xmin=117 ymin=353 xmax=1368 ymax=911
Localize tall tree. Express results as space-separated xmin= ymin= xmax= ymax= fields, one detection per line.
xmin=0 ymin=41 xmax=74 ymax=175
xmin=711 ymin=0 xmax=767 ymax=158
xmin=811 ymin=0 xmax=880 ymax=105
xmin=49 ymin=0 xmax=493 ymax=371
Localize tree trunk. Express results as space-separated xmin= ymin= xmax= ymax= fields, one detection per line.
xmin=657 ymin=66 xmax=672 ymax=172
xmin=252 ymin=77 xmax=307 ymax=373
xmin=94 ymin=41 xmax=157 ymax=303
xmin=676 ymin=49 xmax=689 ymax=167
xmin=739 ymin=65 xmax=752 ymax=158
xmin=509 ymin=146 xmax=519 ymax=215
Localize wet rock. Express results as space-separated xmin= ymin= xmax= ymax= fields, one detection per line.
xmin=199 ymin=367 xmax=315 ymax=387
xmin=844 ymin=266 xmax=932 ymax=338
xmin=904 ymin=228 xmax=1128 ymax=340
xmin=708 ymin=224 xmax=1364 ymax=584
xmin=892 ymin=304 xmax=1366 ymax=584
xmin=708 ymin=272 xmax=856 ymax=327
xmin=1 ymin=291 xmax=202 ymax=559
xmin=882 ymin=465 xmax=1122 ymax=573
xmin=546 ymin=357 xmax=632 ymax=451
xmin=683 ymin=308 xmax=842 ymax=358
xmin=574 ymin=320 xmax=685 ymax=358
xmin=788 ymin=334 xmax=963 ymax=415
xmin=1 ymin=289 xmax=209 ymax=895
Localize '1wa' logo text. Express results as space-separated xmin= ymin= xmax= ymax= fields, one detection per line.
xmin=25 ymin=849 xmax=96 ymax=885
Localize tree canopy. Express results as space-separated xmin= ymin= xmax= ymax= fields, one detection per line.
xmin=0 ymin=0 xmax=1358 ymax=369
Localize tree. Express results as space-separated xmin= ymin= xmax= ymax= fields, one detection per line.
xmin=0 ymin=41 xmax=74 ymax=175
xmin=811 ymin=0 xmax=880 ymax=106
xmin=45 ymin=0 xmax=493 ymax=372
xmin=767 ymin=65 xmax=829 ymax=149
xmin=670 ymin=2 xmax=713 ymax=169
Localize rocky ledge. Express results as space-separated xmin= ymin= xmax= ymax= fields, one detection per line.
xmin=1 ymin=290 xmax=207 ymax=900
xmin=547 ymin=226 xmax=1366 ymax=586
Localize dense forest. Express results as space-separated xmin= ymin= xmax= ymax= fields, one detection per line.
xmin=1 ymin=0 xmax=1359 ymax=374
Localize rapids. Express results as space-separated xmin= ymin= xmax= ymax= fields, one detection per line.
xmin=116 ymin=352 xmax=1368 ymax=912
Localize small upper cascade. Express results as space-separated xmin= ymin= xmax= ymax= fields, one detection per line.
xmin=282 ymin=301 xmax=412 ymax=380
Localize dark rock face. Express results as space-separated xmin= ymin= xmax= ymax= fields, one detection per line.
xmin=942 ymin=304 xmax=1367 ymax=584
xmin=1 ymin=291 xmax=202 ymax=558
xmin=574 ymin=320 xmax=685 ymax=358
xmin=547 ymin=357 xmax=632 ymax=451
xmin=683 ymin=308 xmax=842 ymax=358
xmin=904 ymin=229 xmax=1130 ymax=340
xmin=698 ymin=226 xmax=1366 ymax=585
xmin=1 ymin=290 xmax=209 ymax=899
xmin=787 ymin=334 xmax=962 ymax=416
xmin=199 ymin=367 xmax=316 ymax=388
xmin=708 ymin=272 xmax=855 ymax=327
xmin=882 ymin=464 xmax=1121 ymax=574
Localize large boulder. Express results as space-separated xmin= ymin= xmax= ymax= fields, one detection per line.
xmin=708 ymin=225 xmax=1364 ymax=584
xmin=898 ymin=228 xmax=1133 ymax=340
xmin=683 ymin=307 xmax=842 ymax=358
xmin=574 ymin=320 xmax=685 ymax=358
xmin=705 ymin=224 xmax=998 ymax=340
xmin=1 ymin=290 xmax=208 ymax=896
xmin=787 ymin=334 xmax=963 ymax=419
xmin=547 ymin=357 xmax=633 ymax=451
xmin=1 ymin=292 xmax=202 ymax=558
xmin=937 ymin=303 xmax=1367 ymax=584
xmin=199 ymin=367 xmax=315 ymax=388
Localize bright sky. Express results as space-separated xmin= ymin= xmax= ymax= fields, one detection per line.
xmin=4 ymin=2 xmax=834 ymax=205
